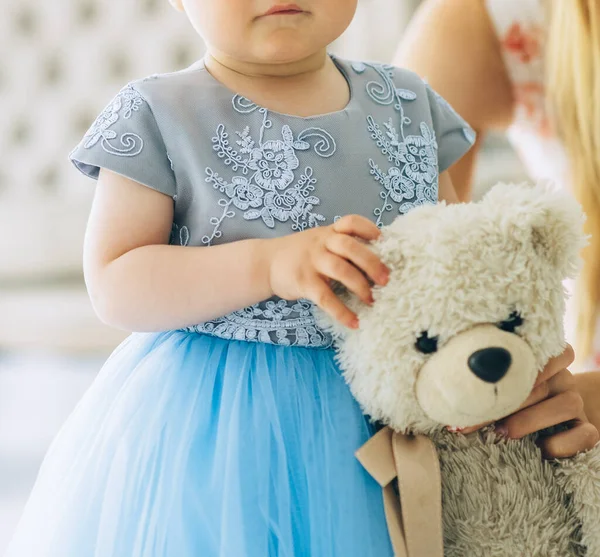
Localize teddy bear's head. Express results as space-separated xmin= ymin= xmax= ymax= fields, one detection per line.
xmin=325 ymin=184 xmax=586 ymax=434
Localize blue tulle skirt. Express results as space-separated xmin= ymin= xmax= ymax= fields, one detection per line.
xmin=5 ymin=331 xmax=392 ymax=557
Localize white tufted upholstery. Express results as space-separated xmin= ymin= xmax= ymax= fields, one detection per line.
xmin=0 ymin=0 xmax=204 ymax=279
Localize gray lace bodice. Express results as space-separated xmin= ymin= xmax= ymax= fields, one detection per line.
xmin=70 ymin=56 xmax=475 ymax=349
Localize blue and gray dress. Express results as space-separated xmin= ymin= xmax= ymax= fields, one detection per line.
xmin=6 ymin=56 xmax=474 ymax=557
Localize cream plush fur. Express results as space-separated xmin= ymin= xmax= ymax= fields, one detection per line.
xmin=324 ymin=183 xmax=600 ymax=556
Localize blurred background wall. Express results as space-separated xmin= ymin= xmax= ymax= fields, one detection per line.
xmin=0 ymin=0 xmax=527 ymax=551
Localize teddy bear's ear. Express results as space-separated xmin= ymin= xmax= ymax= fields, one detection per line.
xmin=482 ymin=182 xmax=588 ymax=277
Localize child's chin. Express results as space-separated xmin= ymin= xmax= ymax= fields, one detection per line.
xmin=255 ymin=35 xmax=323 ymax=64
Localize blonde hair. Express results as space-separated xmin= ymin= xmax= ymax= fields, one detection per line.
xmin=546 ymin=0 xmax=600 ymax=363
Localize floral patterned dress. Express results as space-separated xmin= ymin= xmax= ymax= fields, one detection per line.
xmin=5 ymin=56 xmax=474 ymax=557
xmin=486 ymin=0 xmax=599 ymax=369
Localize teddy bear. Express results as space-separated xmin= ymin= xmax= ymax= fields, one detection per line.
xmin=322 ymin=183 xmax=600 ymax=557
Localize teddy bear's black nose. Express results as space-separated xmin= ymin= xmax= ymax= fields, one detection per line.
xmin=468 ymin=347 xmax=512 ymax=383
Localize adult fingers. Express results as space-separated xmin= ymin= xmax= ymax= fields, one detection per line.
xmin=497 ymin=389 xmax=585 ymax=440
xmin=538 ymin=421 xmax=599 ymax=459
xmin=533 ymin=344 xmax=575 ymax=387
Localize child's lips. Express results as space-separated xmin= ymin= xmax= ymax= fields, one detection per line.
xmin=262 ymin=4 xmax=305 ymax=17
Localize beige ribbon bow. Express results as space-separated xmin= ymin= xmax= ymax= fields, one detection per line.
xmin=356 ymin=426 xmax=444 ymax=557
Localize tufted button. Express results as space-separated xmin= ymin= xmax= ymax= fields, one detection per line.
xmin=14 ymin=6 xmax=37 ymax=37
xmin=76 ymin=0 xmax=99 ymax=25
xmin=9 ymin=118 xmax=32 ymax=147
xmin=38 ymin=166 xmax=60 ymax=193
xmin=141 ymin=0 xmax=162 ymax=16
xmin=43 ymin=55 xmax=64 ymax=87
xmin=107 ymin=51 xmax=131 ymax=80
xmin=172 ymin=43 xmax=196 ymax=68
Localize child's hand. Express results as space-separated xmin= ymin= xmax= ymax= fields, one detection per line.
xmin=266 ymin=215 xmax=390 ymax=328
xmin=451 ymin=345 xmax=600 ymax=458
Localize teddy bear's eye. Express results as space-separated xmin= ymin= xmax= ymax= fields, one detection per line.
xmin=415 ymin=332 xmax=439 ymax=354
xmin=498 ymin=311 xmax=524 ymax=334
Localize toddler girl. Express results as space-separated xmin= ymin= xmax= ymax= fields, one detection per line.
xmin=5 ymin=1 xmax=474 ymax=555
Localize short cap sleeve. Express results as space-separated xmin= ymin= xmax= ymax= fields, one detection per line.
xmin=424 ymin=82 xmax=476 ymax=173
xmin=69 ymin=84 xmax=177 ymax=197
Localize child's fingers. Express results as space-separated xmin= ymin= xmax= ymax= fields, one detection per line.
xmin=317 ymin=253 xmax=374 ymax=306
xmin=325 ymin=233 xmax=389 ymax=286
xmin=306 ymin=279 xmax=358 ymax=329
xmin=332 ymin=215 xmax=382 ymax=242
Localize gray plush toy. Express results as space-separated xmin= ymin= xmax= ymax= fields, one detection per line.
xmin=324 ymin=183 xmax=600 ymax=557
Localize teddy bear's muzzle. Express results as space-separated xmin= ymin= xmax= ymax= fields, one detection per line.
xmin=415 ymin=324 xmax=538 ymax=428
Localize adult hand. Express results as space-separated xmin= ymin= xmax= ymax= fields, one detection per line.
xmin=454 ymin=345 xmax=600 ymax=458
